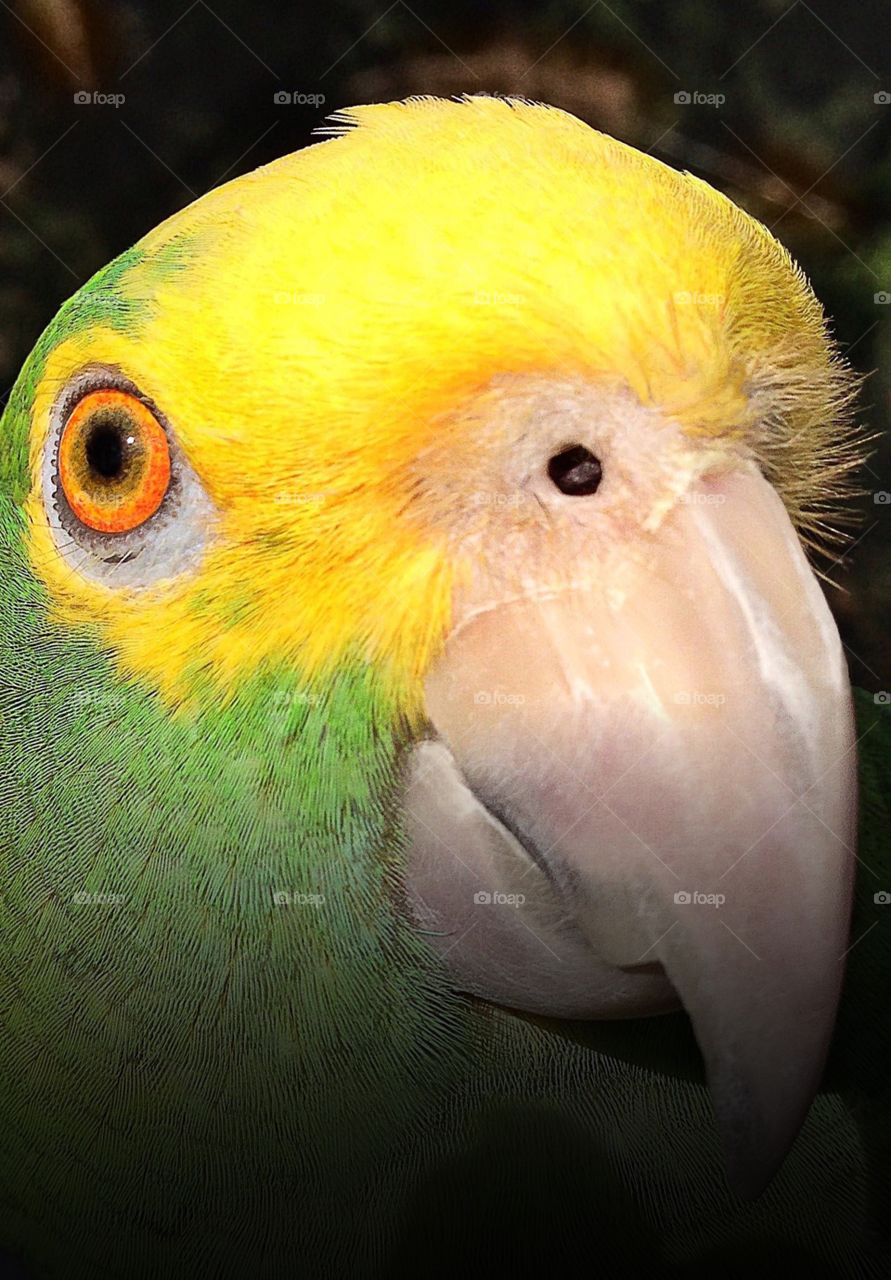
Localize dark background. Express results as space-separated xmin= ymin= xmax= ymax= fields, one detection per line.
xmin=2 ymin=0 xmax=890 ymax=688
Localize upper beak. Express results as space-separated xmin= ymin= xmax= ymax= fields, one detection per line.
xmin=413 ymin=463 xmax=857 ymax=1197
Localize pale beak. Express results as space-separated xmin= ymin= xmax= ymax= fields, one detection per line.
xmin=408 ymin=463 xmax=857 ymax=1197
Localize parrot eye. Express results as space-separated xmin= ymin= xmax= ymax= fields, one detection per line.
xmin=58 ymin=389 xmax=171 ymax=534
xmin=547 ymin=445 xmax=603 ymax=496
xmin=43 ymin=366 xmax=215 ymax=587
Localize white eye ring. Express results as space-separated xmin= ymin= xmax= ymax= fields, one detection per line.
xmin=42 ymin=364 xmax=217 ymax=589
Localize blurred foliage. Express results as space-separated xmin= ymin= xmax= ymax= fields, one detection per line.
xmin=1 ymin=0 xmax=890 ymax=683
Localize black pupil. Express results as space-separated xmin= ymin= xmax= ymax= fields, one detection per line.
xmin=85 ymin=419 xmax=126 ymax=479
xmin=547 ymin=445 xmax=602 ymax=496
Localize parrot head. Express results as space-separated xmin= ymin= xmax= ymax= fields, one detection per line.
xmin=0 ymin=96 xmax=863 ymax=1219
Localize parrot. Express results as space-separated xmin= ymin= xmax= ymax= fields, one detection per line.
xmin=0 ymin=94 xmax=889 ymax=1278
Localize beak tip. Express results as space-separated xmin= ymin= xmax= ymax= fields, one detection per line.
xmin=723 ymin=1132 xmax=789 ymax=1200
xmin=724 ymin=1162 xmax=773 ymax=1203
xmin=714 ymin=1081 xmax=810 ymax=1202
xmin=720 ymin=1120 xmax=781 ymax=1200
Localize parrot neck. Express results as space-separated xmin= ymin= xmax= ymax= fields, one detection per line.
xmin=0 ymin=533 xmax=472 ymax=1233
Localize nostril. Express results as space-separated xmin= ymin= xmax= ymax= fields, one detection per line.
xmin=547 ymin=445 xmax=603 ymax=496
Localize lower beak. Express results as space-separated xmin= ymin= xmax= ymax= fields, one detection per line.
xmin=416 ymin=464 xmax=857 ymax=1197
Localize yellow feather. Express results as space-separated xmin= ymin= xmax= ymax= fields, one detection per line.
xmin=24 ymin=96 xmax=860 ymax=717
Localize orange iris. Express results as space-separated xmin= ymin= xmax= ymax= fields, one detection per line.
xmin=58 ymin=389 xmax=171 ymax=534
